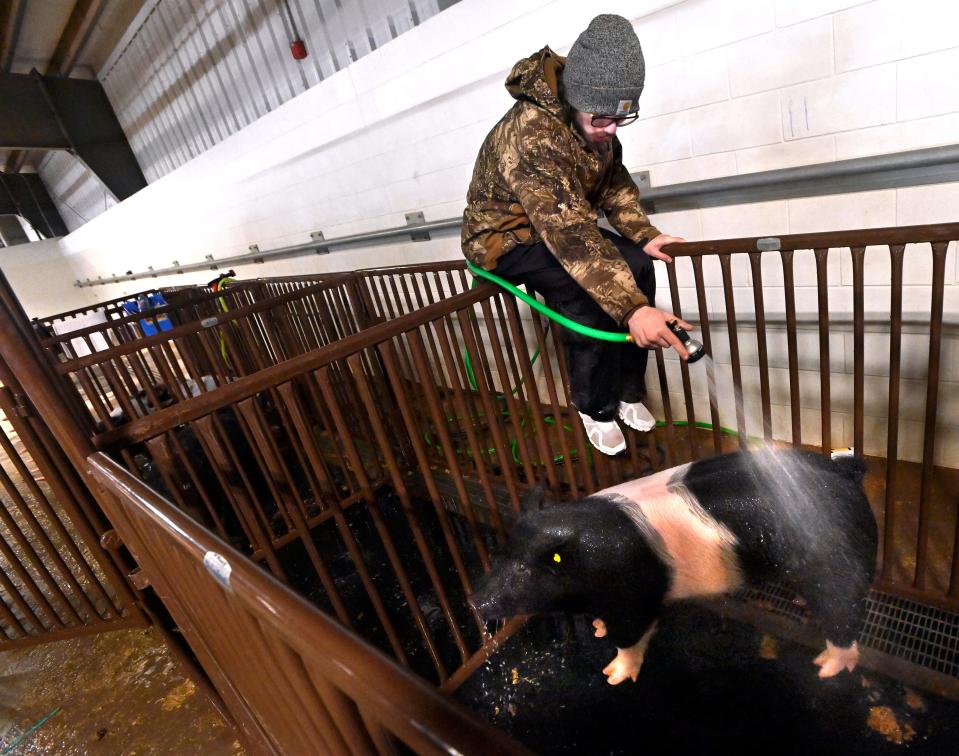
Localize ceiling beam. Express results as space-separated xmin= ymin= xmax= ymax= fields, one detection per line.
xmin=0 ymin=71 xmax=146 ymax=201
xmin=0 ymin=0 xmax=28 ymax=73
xmin=7 ymin=0 xmax=111 ymax=177
xmin=0 ymin=172 xmax=68 ymax=238
xmin=46 ymin=0 xmax=110 ymax=77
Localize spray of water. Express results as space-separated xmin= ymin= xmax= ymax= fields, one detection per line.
xmin=698 ymin=354 xmax=860 ymax=578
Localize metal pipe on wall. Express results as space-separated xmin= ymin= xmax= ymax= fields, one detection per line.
xmin=75 ymin=144 xmax=959 ymax=287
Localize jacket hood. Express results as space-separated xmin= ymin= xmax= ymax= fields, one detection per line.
xmin=505 ymin=46 xmax=568 ymax=120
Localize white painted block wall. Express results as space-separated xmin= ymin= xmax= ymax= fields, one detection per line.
xmin=7 ymin=0 xmax=959 ymax=463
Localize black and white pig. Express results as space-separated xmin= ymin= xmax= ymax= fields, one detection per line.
xmin=470 ymin=448 xmax=878 ymax=685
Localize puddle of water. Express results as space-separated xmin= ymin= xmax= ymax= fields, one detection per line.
xmin=0 ymin=627 xmax=242 ymax=755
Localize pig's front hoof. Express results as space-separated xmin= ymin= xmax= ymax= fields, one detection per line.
xmin=592 ymin=618 xmax=607 ymax=638
xmin=602 ymin=647 xmax=644 ymax=685
xmin=814 ymin=640 xmax=860 ymax=678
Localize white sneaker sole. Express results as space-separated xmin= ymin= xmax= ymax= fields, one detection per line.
xmin=589 ymin=438 xmax=626 ymax=456
xmin=618 ymin=413 xmax=656 ymax=433
xmin=578 ymin=412 xmax=627 ymax=456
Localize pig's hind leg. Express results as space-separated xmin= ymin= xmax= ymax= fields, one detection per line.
xmin=799 ymin=563 xmax=873 ymax=678
xmin=813 ymin=640 xmax=860 ymax=678
xmin=791 ymin=480 xmax=877 ymax=678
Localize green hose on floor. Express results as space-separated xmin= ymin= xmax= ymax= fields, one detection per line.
xmin=446 ymin=261 xmax=742 ymax=465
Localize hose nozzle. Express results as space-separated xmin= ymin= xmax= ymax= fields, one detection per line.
xmin=666 ymin=319 xmax=706 ymax=363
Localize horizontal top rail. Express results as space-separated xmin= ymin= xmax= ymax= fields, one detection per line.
xmin=665 ymin=222 xmax=959 ymax=256
xmin=92 ymin=284 xmax=494 ymax=450
xmin=40 ymin=282 xmax=258 ymax=345
xmin=87 ymin=453 xmax=530 ymax=756
xmin=356 ymin=261 xmax=468 ymax=276
xmin=55 ymin=278 xmax=343 ymax=373
xmin=39 ymin=286 xmax=166 ymax=325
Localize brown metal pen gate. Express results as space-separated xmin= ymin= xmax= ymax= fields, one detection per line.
xmin=87 ymin=452 xmax=530 ymax=756
xmin=0 ymin=276 xmax=145 ymax=648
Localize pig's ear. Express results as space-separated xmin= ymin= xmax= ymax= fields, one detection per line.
xmin=521 ymin=485 xmax=547 ymax=513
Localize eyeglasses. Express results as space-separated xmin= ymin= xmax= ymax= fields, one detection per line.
xmin=590 ymin=112 xmax=639 ymax=128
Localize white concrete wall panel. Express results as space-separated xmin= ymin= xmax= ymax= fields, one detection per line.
xmin=726 ymin=17 xmax=834 ymax=97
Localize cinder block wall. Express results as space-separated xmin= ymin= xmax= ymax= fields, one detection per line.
xmin=18 ymin=0 xmax=959 ymax=463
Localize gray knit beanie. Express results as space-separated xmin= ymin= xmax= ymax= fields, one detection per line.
xmin=562 ymin=14 xmax=645 ymax=116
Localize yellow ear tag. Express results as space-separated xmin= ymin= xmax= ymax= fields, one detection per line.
xmin=553 ymin=553 xmax=562 ymax=564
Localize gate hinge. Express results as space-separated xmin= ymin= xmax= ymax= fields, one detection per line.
xmin=128 ymin=568 xmax=150 ymax=590
xmin=12 ymin=393 xmax=31 ymax=418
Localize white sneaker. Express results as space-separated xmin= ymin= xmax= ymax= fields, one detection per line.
xmin=577 ymin=412 xmax=626 ymax=455
xmin=617 ymin=401 xmax=656 ymax=432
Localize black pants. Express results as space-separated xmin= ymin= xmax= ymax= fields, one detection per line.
xmin=494 ymin=229 xmax=656 ymax=422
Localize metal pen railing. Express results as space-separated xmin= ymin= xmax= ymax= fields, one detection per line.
xmin=88 ymin=452 xmax=530 ymax=756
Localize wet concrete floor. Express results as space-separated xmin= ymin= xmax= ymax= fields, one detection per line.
xmin=0 ymin=627 xmax=241 ymax=755
xmin=459 ymin=604 xmax=959 ymax=755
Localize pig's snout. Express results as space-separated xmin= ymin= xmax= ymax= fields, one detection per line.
xmin=469 ymin=561 xmax=529 ymax=620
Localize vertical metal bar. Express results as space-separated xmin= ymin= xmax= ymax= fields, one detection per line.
xmin=881 ymin=245 xmax=905 ymax=583
xmin=781 ymin=249 xmax=802 ymax=447
xmin=852 ymin=246 xmax=866 ymax=456
xmin=0 ymin=561 xmax=42 ymax=634
xmin=343 ymin=354 xmax=451 ymax=681
xmin=271 ymin=384 xmax=355 ymax=627
xmin=432 ymin=316 xmax=507 ymax=541
xmin=407 ymin=329 xmax=492 ymax=569
xmin=0 ymin=583 xmax=27 ymax=638
xmin=663 ymin=263 xmax=696 ymax=461
xmin=719 ymin=254 xmax=747 ymax=446
xmin=500 ymin=297 xmax=560 ymax=494
xmin=234 ymin=399 xmax=297 ymax=533
xmin=314 ymin=366 xmax=411 ymax=666
xmin=546 ymin=316 xmax=596 ymax=495
xmin=915 ymin=242 xmax=947 ymax=591
xmin=191 ymin=415 xmax=288 ymax=579
xmin=456 ymin=308 xmax=522 ymax=518
xmin=0 ymin=388 xmax=115 ymax=614
xmin=747 ymin=252 xmax=773 ymax=443
xmin=74 ymin=368 xmax=113 ymax=428
xmin=813 ymin=248 xmax=832 ymax=454
xmin=0 ymin=453 xmax=91 ymax=621
xmin=351 ymin=350 xmax=470 ymax=663
xmin=479 ymin=298 xmax=537 ymax=498
xmin=164 ymin=431 xmax=231 ymax=540
xmin=376 ymin=339 xmax=485 ymax=635
xmin=691 ymin=257 xmax=721 ymax=453
xmin=653 ymin=349 xmax=675 ymax=468
xmin=0 ymin=523 xmax=62 ymax=630
xmin=526 ymin=305 xmax=580 ymax=493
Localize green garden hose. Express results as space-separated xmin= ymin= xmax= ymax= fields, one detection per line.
xmin=466 ymin=260 xmax=631 ymax=343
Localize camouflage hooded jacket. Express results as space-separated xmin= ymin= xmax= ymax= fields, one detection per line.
xmin=461 ymin=46 xmax=660 ymax=325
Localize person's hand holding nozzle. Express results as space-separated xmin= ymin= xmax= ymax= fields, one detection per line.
xmin=627 ymin=307 xmax=701 ymax=360
xmin=666 ymin=319 xmax=705 ymax=363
